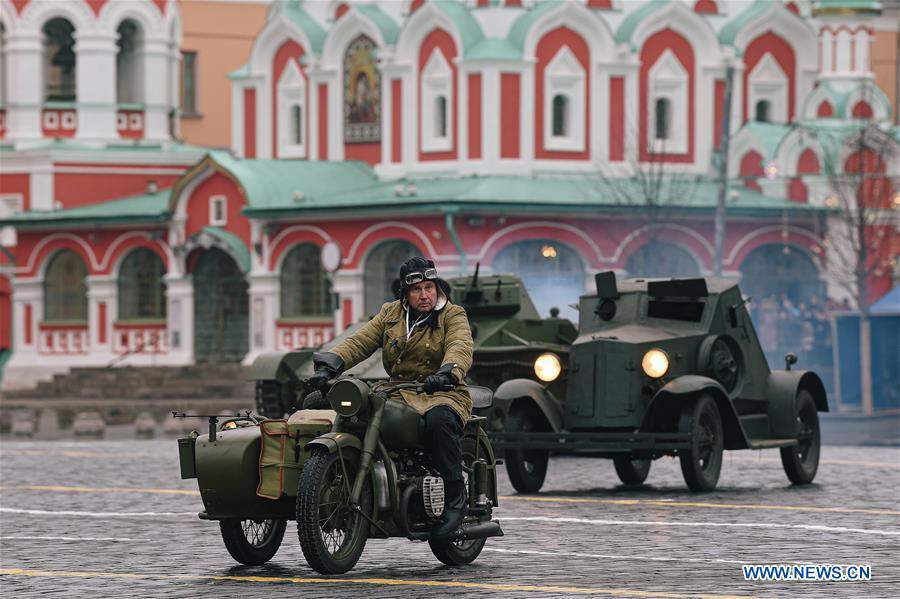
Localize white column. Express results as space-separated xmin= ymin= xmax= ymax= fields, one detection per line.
xmin=4 ymin=32 xmax=43 ymax=141
xmin=168 ymin=42 xmax=181 ymax=140
xmin=86 ymin=275 xmax=116 ymax=361
xmin=331 ymin=270 xmax=364 ymax=331
xmin=142 ymin=36 xmax=174 ymax=142
xmin=243 ymin=273 xmax=279 ymax=365
xmin=482 ymin=66 xmax=500 ymax=167
xmin=75 ymin=31 xmax=117 ymax=142
xmin=164 ymin=274 xmax=194 ymax=365
xmin=0 ymin=279 xmax=43 ymax=391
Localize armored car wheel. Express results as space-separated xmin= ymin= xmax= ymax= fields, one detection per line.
xmin=678 ymin=395 xmax=724 ymax=492
xmin=504 ymin=405 xmax=549 ymax=494
xmin=613 ymin=456 xmax=652 ymax=486
xmin=297 ymin=448 xmax=372 ymax=575
xmin=780 ymin=390 xmax=821 ymax=485
xmin=219 ymin=518 xmax=286 ymax=565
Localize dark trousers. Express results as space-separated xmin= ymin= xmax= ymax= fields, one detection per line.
xmin=423 ymin=406 xmax=463 ymax=482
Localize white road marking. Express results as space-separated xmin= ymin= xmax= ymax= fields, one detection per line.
xmin=1 ymin=535 xmax=150 ymax=542
xmin=501 ymin=515 xmax=900 ymax=537
xmin=0 ymin=507 xmax=196 ymax=518
xmin=483 ymin=547 xmax=752 ymax=566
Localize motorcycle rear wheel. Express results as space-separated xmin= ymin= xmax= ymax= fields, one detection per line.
xmin=297 ymin=448 xmax=371 ymax=574
xmin=429 ymin=536 xmax=486 ymax=566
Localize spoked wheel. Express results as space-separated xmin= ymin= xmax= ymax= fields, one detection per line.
xmin=613 ymin=455 xmax=652 ymax=486
xmin=219 ymin=518 xmax=286 ymax=565
xmin=297 ymin=449 xmax=371 ymax=574
xmin=678 ymin=395 xmax=724 ymax=492
xmin=504 ymin=406 xmax=549 ymax=493
xmin=780 ymin=390 xmax=821 ymax=485
xmin=429 ymin=436 xmax=490 ymax=566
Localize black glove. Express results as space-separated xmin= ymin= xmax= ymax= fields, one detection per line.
xmin=308 ymin=351 xmax=344 ymax=390
xmin=424 ymin=363 xmax=457 ymax=393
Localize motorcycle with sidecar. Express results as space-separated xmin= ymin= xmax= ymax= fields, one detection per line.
xmin=176 ymin=378 xmax=502 ymax=573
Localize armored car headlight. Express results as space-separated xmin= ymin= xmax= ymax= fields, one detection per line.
xmin=641 ymin=349 xmax=670 ymax=379
xmin=534 ymin=353 xmax=562 ymax=383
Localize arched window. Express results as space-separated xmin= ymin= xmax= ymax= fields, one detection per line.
xmin=43 ymin=250 xmax=87 ymax=322
xmin=118 ymin=248 xmax=166 ymax=320
xmin=654 ymin=98 xmax=670 ymax=140
xmin=291 ymin=105 xmax=303 ymax=145
xmin=435 ymin=95 xmax=448 ymax=138
xmin=552 ymin=94 xmax=568 ymax=137
xmin=116 ymin=20 xmax=143 ymax=105
xmin=740 ymin=244 xmax=823 ymax=306
xmin=280 ymin=244 xmax=332 ymax=318
xmin=493 ymin=239 xmax=584 ymax=319
xmin=364 ymin=240 xmax=422 ymax=316
xmin=755 ymin=100 xmax=770 ymax=123
xmin=43 ymin=18 xmax=76 ymax=102
xmin=625 ymin=241 xmax=700 ymax=278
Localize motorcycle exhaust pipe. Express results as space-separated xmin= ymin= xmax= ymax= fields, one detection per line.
xmin=459 ymin=520 xmax=504 ymax=540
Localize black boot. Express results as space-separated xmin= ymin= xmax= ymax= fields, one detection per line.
xmin=431 ymin=480 xmax=467 ymax=539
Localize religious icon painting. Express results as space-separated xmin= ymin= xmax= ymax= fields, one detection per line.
xmin=343 ymin=34 xmax=381 ymax=143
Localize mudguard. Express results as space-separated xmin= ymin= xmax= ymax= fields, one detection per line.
xmin=493 ymin=378 xmax=563 ymax=433
xmin=642 ymin=375 xmax=750 ymax=450
xmin=767 ymin=370 xmax=828 ymax=437
xmin=247 ymin=351 xmax=312 ymax=383
xmin=305 ymin=431 xmax=363 ymax=454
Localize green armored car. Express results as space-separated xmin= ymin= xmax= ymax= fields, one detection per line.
xmin=493 ymin=272 xmax=828 ymax=493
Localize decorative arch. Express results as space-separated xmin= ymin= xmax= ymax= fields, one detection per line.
xmin=271 ymin=39 xmax=307 ymax=158
xmin=611 ymin=223 xmax=713 ymax=267
xmin=22 ymin=234 xmax=100 ymax=278
xmin=17 ymin=0 xmax=94 ymax=32
xmin=475 ymin=221 xmax=605 ymax=267
xmin=396 ymin=1 xmax=470 ymax=61
xmin=739 ymin=149 xmax=765 ymax=192
xmin=521 ymin=0 xmax=615 ymax=61
xmin=344 ymin=222 xmax=438 ymax=268
xmin=724 ymin=225 xmax=823 ymax=268
xmin=279 ymin=242 xmax=332 ymax=319
xmin=731 ymin=1 xmax=816 ymax=69
xmin=321 ymin=8 xmax=387 ymax=70
xmin=269 ymin=225 xmax=332 ymax=271
xmin=738 ymin=242 xmax=824 ymax=304
xmin=534 ymin=27 xmax=590 ymax=160
xmin=104 ymin=232 xmax=171 ymax=276
xmin=693 ymin=0 xmax=718 ymax=14
xmin=98 ymin=0 xmax=167 ymax=38
xmin=631 ymin=1 xmax=720 ymax=66
xmin=817 ymin=100 xmax=834 ymax=118
xmin=624 ymin=241 xmax=702 ymax=278
xmin=248 ymin=13 xmax=315 ymax=74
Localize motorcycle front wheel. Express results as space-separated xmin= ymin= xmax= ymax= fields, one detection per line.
xmin=297 ymin=448 xmax=371 ymax=574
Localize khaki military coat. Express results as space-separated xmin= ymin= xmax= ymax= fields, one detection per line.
xmin=328 ymin=298 xmax=473 ymax=423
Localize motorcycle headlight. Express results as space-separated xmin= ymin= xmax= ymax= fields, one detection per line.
xmin=641 ymin=349 xmax=670 ymax=379
xmin=534 ymin=353 xmax=562 ymax=383
xmin=328 ymin=378 xmax=370 ymax=417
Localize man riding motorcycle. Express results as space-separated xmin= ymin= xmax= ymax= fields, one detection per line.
xmin=308 ymin=256 xmax=474 ymax=539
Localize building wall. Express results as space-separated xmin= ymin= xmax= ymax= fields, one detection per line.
xmin=872 ymin=23 xmax=899 ymax=125
xmin=178 ymin=0 xmax=269 ymax=147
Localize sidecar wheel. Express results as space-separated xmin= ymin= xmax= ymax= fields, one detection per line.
xmin=219 ymin=518 xmax=286 ymax=565
xmin=504 ymin=405 xmax=549 ymax=494
xmin=613 ymin=456 xmax=652 ymax=486
xmin=297 ymin=448 xmax=371 ymax=575
xmin=429 ymin=536 xmax=486 ymax=566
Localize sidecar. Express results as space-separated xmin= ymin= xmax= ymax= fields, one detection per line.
xmin=177 ymin=388 xmax=499 ymax=567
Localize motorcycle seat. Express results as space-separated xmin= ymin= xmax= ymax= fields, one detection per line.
xmin=469 ymin=385 xmax=493 ymax=409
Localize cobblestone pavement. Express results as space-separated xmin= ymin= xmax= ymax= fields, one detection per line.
xmin=1 ymin=439 xmax=897 ymax=598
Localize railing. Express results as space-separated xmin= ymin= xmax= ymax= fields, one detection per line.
xmin=38 ymin=322 xmax=89 ymax=355
xmin=112 ymin=322 xmax=168 ymax=355
xmin=275 ymin=320 xmax=334 ymax=350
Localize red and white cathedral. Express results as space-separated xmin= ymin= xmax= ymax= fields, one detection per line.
xmin=0 ymin=0 xmax=897 ymax=388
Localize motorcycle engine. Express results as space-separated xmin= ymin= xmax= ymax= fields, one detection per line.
xmin=419 ymin=476 xmax=444 ymax=519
